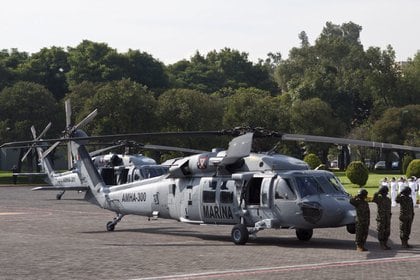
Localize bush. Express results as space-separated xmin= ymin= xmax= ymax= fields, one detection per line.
xmin=346 ymin=161 xmax=369 ymax=187
xmin=402 ymin=155 xmax=413 ymax=174
xmin=303 ymin=153 xmax=322 ymax=170
xmin=406 ymin=159 xmax=420 ymax=178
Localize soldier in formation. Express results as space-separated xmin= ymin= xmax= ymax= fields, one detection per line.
xmin=372 ymin=186 xmax=392 ymax=250
xmin=390 ymin=177 xmax=398 ymax=207
xmin=350 ymin=189 xmax=370 ymax=252
xmin=396 ymin=186 xmax=415 ymax=248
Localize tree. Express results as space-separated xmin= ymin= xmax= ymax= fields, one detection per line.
xmin=399 ymin=51 xmax=420 ymax=106
xmin=0 ymin=49 xmax=29 ymax=91
xmin=19 ymin=47 xmax=69 ymax=100
xmin=223 ymin=88 xmax=290 ymax=131
xmin=346 ymin=161 xmax=369 ymax=187
xmin=0 ymin=81 xmax=61 ymax=143
xmin=157 ymin=88 xmax=224 ymax=151
xmin=79 ymin=79 xmax=158 ymax=135
xmin=276 ymin=22 xmax=376 ymax=129
xmin=123 ymin=49 xmax=169 ymax=92
xmin=304 ymin=153 xmax=322 ymax=169
xmin=406 ymin=159 xmax=420 ymax=178
xmin=66 ymin=40 xmax=125 ymax=86
xmin=158 ymin=88 xmax=223 ymax=131
xmin=371 ymin=105 xmax=420 ymax=147
xmin=167 ymin=48 xmax=277 ymax=94
xmin=290 ymin=98 xmax=344 ymax=162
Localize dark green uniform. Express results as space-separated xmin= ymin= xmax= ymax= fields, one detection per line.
xmin=396 ymin=191 xmax=414 ymax=247
xmin=372 ymin=191 xmax=391 ymax=249
xmin=350 ymin=194 xmax=370 ymax=250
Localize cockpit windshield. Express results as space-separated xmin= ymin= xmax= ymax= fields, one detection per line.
xmin=321 ymin=174 xmax=347 ymax=194
xmin=294 ymin=176 xmax=322 ymax=198
xmin=294 ymin=174 xmax=347 ymax=197
xmin=139 ymin=165 xmax=168 ymax=179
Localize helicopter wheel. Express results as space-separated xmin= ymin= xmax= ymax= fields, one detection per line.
xmin=296 ymin=229 xmax=313 ymax=241
xmin=231 ymin=224 xmax=249 ymax=245
xmin=346 ymin=223 xmax=356 ymax=234
xmin=106 ymin=221 xmax=115 ymax=232
xmin=56 ymin=192 xmax=64 ymax=200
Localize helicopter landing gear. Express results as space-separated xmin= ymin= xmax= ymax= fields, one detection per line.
xmin=231 ymin=224 xmax=249 ymax=245
xmin=346 ymin=223 xmax=356 ymax=234
xmin=296 ymin=229 xmax=313 ymax=241
xmin=106 ymin=213 xmax=124 ymax=232
xmin=56 ymin=191 xmax=65 ymax=200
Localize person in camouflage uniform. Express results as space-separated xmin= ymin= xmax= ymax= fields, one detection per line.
xmin=396 ymin=186 xmax=415 ymax=248
xmin=372 ymin=186 xmax=391 ymax=250
xmin=350 ymin=189 xmax=370 ymax=251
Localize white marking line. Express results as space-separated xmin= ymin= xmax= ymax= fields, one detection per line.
xmin=135 ymin=255 xmax=420 ymax=280
xmin=0 ymin=212 xmax=26 ymax=216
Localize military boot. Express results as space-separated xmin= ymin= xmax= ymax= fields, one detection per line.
xmin=357 ymin=245 xmax=367 ymax=252
xmin=402 ymin=240 xmax=411 ymax=248
xmin=380 ymin=241 xmax=391 ymax=250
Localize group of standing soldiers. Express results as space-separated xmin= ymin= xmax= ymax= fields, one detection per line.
xmin=350 ymin=185 xmax=415 ymax=252
xmin=380 ymin=176 xmax=419 ymax=208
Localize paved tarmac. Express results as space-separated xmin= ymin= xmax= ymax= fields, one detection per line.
xmin=0 ymin=186 xmax=419 ymax=280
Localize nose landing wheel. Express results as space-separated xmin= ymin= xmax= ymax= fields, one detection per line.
xmin=231 ymin=224 xmax=249 ymax=245
xmin=296 ymin=228 xmax=313 ymax=241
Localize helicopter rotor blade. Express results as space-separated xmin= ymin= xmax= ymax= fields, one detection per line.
xmin=142 ymin=144 xmax=207 ymax=154
xmin=21 ymin=123 xmax=52 ymax=162
xmin=30 ymin=125 xmax=37 ymax=139
xmin=73 ymin=109 xmax=98 ymax=131
xmin=37 ymin=122 xmax=52 ymax=140
xmin=21 ymin=145 xmax=34 ymax=162
xmin=41 ymin=141 xmax=60 ymax=159
xmin=21 ymin=126 xmax=38 ymax=162
xmin=89 ymin=143 xmax=126 ymax=157
xmin=280 ymin=133 xmax=420 ymax=153
xmin=4 ymin=127 xmax=419 ymax=154
xmin=67 ymin=142 xmax=73 ymax=169
xmin=65 ymin=99 xmax=72 ymax=128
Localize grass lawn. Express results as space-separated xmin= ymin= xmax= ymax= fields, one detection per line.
xmin=334 ymin=170 xmax=403 ymax=198
xmin=0 ymin=171 xmax=45 ymax=185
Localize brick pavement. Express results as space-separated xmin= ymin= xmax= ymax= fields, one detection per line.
xmin=0 ymin=186 xmax=419 ymax=280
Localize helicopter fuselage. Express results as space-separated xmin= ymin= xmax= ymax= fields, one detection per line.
xmin=103 ymin=169 xmax=355 ymax=231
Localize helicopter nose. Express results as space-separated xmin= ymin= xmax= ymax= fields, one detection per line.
xmin=298 ymin=201 xmax=323 ymax=224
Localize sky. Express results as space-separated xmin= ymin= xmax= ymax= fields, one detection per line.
xmin=1 ymin=0 xmax=419 ymax=64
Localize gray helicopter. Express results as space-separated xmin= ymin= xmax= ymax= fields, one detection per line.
xmin=21 ymin=100 xmax=176 ymax=199
xmin=63 ymin=130 xmax=356 ymax=245
xmin=5 ymin=125 xmax=419 ymax=245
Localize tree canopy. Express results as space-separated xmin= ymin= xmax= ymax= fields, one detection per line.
xmin=1 ymin=21 xmax=419 ymax=163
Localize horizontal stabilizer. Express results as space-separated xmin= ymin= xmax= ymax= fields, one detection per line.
xmin=13 ymin=172 xmax=46 ymax=176
xmin=31 ymin=186 xmax=88 ymax=191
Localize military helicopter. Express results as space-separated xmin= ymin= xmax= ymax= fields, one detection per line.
xmin=43 ymin=128 xmax=356 ymax=245
xmin=18 ymin=100 xmax=171 ymax=199
xmin=4 ymin=125 xmax=419 ymax=245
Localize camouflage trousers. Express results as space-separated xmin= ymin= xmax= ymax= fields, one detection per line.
xmin=355 ymin=222 xmax=369 ymax=246
xmin=400 ymin=217 xmax=413 ymax=241
xmin=377 ymin=218 xmax=391 ymax=242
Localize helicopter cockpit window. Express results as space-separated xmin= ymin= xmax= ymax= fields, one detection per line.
xmin=275 ymin=178 xmax=296 ymax=200
xmin=313 ymin=175 xmax=345 ymax=194
xmin=327 ymin=174 xmax=347 ymax=193
xmin=294 ymin=176 xmax=323 ymax=198
xmin=139 ymin=166 xmax=168 ymax=179
xmin=133 ymin=168 xmax=141 ymax=181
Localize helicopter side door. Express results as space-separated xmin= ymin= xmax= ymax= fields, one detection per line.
xmin=200 ymin=178 xmax=240 ymax=225
xmin=243 ymin=174 xmax=277 ymax=226
xmin=272 ymin=177 xmax=300 ymax=227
